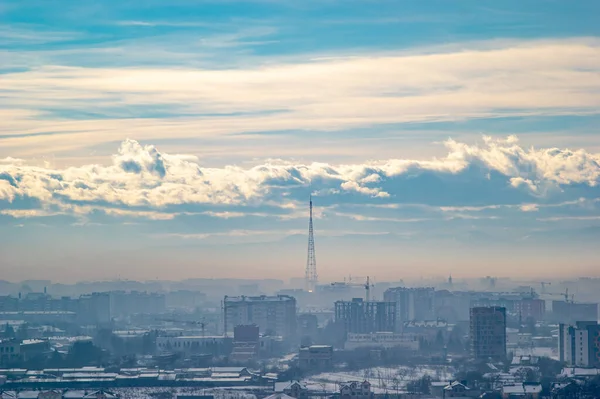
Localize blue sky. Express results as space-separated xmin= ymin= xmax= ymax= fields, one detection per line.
xmin=1 ymin=1 xmax=600 ymax=282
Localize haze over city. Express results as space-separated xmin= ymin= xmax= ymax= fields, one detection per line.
xmin=4 ymin=2 xmax=600 ymax=399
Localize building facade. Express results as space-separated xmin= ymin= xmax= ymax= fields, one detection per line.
xmin=383 ymin=287 xmax=435 ymax=330
xmin=298 ymin=345 xmax=333 ymax=369
xmin=470 ymin=306 xmax=507 ymax=360
xmin=223 ymin=295 xmax=297 ymax=339
xmin=335 ymin=298 xmax=396 ymax=334
xmin=344 ymin=332 xmax=419 ymax=351
xmin=515 ymin=298 xmax=546 ymax=322
xmin=559 ymin=321 xmax=600 ymax=368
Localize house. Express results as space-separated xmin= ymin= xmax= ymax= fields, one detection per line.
xmin=274 ymin=381 xmax=308 ymax=399
xmin=340 ymin=381 xmax=372 ymax=399
xmin=263 ymin=394 xmax=295 ymax=399
xmin=501 ymin=383 xmax=542 ymax=398
xmin=442 ymin=381 xmax=473 ymax=398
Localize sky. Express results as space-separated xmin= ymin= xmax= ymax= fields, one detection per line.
xmin=1 ymin=0 xmax=600 ymax=283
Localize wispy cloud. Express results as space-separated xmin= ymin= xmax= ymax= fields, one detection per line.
xmin=2 ymin=38 xmax=599 ymax=157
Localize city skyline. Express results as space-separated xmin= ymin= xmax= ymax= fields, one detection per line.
xmin=1 ymin=1 xmax=600 ymax=281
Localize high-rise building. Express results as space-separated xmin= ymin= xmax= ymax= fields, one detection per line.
xmin=335 ymin=298 xmax=396 ymax=334
xmin=383 ymin=287 xmax=435 ymax=330
xmin=559 ymin=321 xmax=600 ymax=367
xmin=515 ymin=298 xmax=546 ymax=322
xmin=224 ymin=295 xmax=297 ymax=339
xmin=470 ymin=306 xmax=506 ymax=360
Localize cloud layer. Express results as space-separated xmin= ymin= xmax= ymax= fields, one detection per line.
xmin=1 ymin=136 xmax=600 ymax=224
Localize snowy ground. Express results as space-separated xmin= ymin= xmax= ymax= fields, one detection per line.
xmin=112 ymin=387 xmax=258 ymax=399
xmin=304 ymin=366 xmax=455 ymax=393
xmin=513 ymin=347 xmax=558 ymax=360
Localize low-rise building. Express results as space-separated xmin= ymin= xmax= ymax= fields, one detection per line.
xmin=156 ymin=336 xmax=232 ymax=356
xmin=501 ymin=383 xmax=541 ymax=398
xmin=0 ymin=340 xmax=20 ymax=365
xmin=274 ymin=381 xmax=308 ymax=399
xmin=20 ymin=339 xmax=50 ymax=361
xmin=298 ymin=345 xmax=333 ymax=369
xmin=344 ymin=332 xmax=419 ymax=350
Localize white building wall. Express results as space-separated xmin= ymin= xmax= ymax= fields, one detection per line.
xmin=575 ymin=330 xmax=589 ymax=367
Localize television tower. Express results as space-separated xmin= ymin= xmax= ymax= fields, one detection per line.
xmin=305 ymin=196 xmax=318 ymax=292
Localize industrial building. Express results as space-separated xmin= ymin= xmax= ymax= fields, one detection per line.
xmin=469 ymin=306 xmax=507 ymax=361
xmin=559 ymin=321 xmax=600 ymax=368
xmin=223 ymin=295 xmax=297 ymax=339
xmin=298 ymin=345 xmax=333 ymax=369
xmin=334 ymin=298 xmax=396 ymax=334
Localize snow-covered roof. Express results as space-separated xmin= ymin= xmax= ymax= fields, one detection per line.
xmin=263 ymin=394 xmax=295 ymax=399
xmin=502 ymin=384 xmax=542 ymax=394
xmin=274 ymin=381 xmax=307 ymax=393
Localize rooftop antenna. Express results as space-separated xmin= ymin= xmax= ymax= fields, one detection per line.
xmin=305 ymin=195 xmax=318 ymax=293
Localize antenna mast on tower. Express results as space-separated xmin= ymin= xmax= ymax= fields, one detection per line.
xmin=305 ymin=196 xmax=318 ymax=292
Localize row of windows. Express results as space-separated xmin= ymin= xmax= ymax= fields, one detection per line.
xmin=0 ymin=346 xmax=15 ymax=353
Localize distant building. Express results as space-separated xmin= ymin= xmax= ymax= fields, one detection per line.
xmin=298 ymin=345 xmax=333 ymax=369
xmin=110 ymin=291 xmax=166 ymax=317
xmin=156 ymin=336 xmax=232 ymax=356
xmin=344 ymin=332 xmax=419 ymax=351
xmin=515 ymin=298 xmax=545 ymax=322
xmin=470 ymin=306 xmax=507 ymax=360
xmin=559 ymin=321 xmax=600 ymax=367
xmin=297 ymin=313 xmax=319 ymax=344
xmin=334 ymin=298 xmax=396 ymax=334
xmin=223 ymin=295 xmax=297 ymax=339
xmin=383 ymin=287 xmax=435 ymax=329
xmin=435 ymin=291 xmax=471 ymax=322
xmin=552 ymin=301 xmax=598 ymax=324
xmin=78 ymin=293 xmax=111 ymax=325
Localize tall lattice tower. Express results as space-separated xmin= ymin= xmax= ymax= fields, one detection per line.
xmin=305 ymin=196 xmax=318 ymax=292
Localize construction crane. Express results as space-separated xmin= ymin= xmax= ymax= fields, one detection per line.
xmin=364 ymin=276 xmax=375 ymax=302
xmin=547 ymin=288 xmax=574 ymax=303
xmin=331 ymin=276 xmax=375 ymax=301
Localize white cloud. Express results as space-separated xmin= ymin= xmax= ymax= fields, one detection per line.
xmin=0 ymin=136 xmax=599 ymax=222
